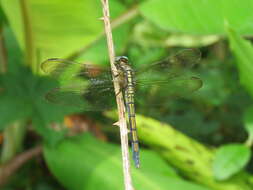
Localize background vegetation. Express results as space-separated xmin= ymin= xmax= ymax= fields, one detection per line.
xmin=1 ymin=0 xmax=253 ymax=190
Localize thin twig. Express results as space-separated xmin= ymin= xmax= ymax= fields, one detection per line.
xmin=0 ymin=145 xmax=42 ymax=187
xmin=100 ymin=1 xmax=134 ymax=190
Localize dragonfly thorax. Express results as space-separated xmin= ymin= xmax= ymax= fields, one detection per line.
xmin=114 ymin=56 xmax=135 ymax=89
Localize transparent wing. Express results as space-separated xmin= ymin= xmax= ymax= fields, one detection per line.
xmin=45 ymin=83 xmax=116 ymax=111
xmin=135 ymin=76 xmax=203 ymax=106
xmin=134 ymin=49 xmax=202 ymax=105
xmin=135 ymin=49 xmax=201 ymax=80
xmin=41 ymin=58 xmax=112 ymax=82
xmin=41 ymin=58 xmax=116 ymax=111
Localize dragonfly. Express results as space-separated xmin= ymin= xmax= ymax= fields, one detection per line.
xmin=41 ymin=49 xmax=203 ymax=168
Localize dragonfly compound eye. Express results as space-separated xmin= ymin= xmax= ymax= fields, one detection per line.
xmin=115 ymin=56 xmax=129 ymax=64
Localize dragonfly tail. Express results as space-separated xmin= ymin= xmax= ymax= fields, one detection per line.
xmin=132 ymin=144 xmax=140 ymax=168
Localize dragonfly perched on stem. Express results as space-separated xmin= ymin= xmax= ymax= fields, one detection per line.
xmin=41 ymin=49 xmax=203 ymax=168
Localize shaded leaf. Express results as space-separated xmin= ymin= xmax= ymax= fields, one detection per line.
xmin=43 ymin=133 xmax=210 ymax=190
xmin=243 ymin=106 xmax=253 ymax=146
xmin=0 ymin=67 xmax=79 ymax=145
xmin=0 ymin=5 xmax=7 ymax=27
xmin=3 ymin=26 xmax=23 ymax=72
xmin=227 ymin=26 xmax=253 ymax=98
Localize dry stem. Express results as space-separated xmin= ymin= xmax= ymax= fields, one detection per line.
xmin=0 ymin=145 xmax=42 ymax=187
xmin=100 ymin=1 xmax=134 ymax=190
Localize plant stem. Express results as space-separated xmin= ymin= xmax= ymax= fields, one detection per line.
xmin=1 ymin=120 xmax=27 ymax=163
xmin=20 ymin=0 xmax=37 ymax=73
xmin=0 ymin=145 xmax=42 ymax=187
xmin=100 ymin=1 xmax=134 ymax=190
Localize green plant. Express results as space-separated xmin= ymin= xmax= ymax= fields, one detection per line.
xmin=1 ymin=0 xmax=253 ymax=189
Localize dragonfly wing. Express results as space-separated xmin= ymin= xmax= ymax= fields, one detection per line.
xmin=135 ymin=76 xmax=203 ymax=106
xmin=41 ymin=58 xmax=116 ymax=111
xmin=135 ymin=49 xmax=201 ymax=80
xmin=134 ymin=49 xmax=202 ymax=106
xmin=41 ymin=58 xmax=112 ymax=82
xmin=45 ymin=83 xmax=116 ymax=111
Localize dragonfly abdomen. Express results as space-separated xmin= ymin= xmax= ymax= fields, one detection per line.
xmin=124 ymin=69 xmax=140 ymax=168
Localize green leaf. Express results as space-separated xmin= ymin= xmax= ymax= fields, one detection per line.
xmin=106 ymin=112 xmax=253 ymax=189
xmin=0 ymin=5 xmax=7 ymax=27
xmin=72 ymin=0 xmax=129 ymax=65
xmin=43 ymin=133 xmax=210 ymax=190
xmin=3 ymin=26 xmax=24 ymax=72
xmin=1 ymin=0 xmax=103 ymax=61
xmin=227 ymin=26 xmax=253 ymax=97
xmin=0 ymin=67 xmax=79 ymax=144
xmin=0 ymin=94 xmax=32 ymax=128
xmin=132 ymin=21 xmax=220 ymax=48
xmin=1 ymin=0 xmax=128 ymax=64
xmin=213 ymin=144 xmax=251 ymax=180
xmin=243 ymin=106 xmax=253 ymax=146
xmin=75 ymin=21 xmax=131 ymax=66
xmin=140 ymin=0 xmax=253 ymax=35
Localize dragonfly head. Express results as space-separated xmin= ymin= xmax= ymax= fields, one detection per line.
xmin=115 ymin=56 xmax=130 ymax=70
xmin=115 ymin=56 xmax=129 ymax=64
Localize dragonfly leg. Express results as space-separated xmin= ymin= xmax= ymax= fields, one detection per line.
xmin=115 ymin=89 xmax=121 ymax=97
xmin=113 ymin=73 xmax=120 ymax=78
xmin=115 ymin=85 xmax=127 ymax=97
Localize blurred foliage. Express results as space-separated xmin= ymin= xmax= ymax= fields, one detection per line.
xmin=140 ymin=0 xmax=253 ymax=35
xmin=44 ymin=133 xmax=210 ymax=190
xmin=132 ymin=21 xmax=221 ymax=47
xmin=244 ymin=106 xmax=253 ymax=146
xmin=1 ymin=0 xmax=253 ymax=190
xmin=227 ymin=26 xmax=253 ymax=97
xmin=106 ymin=112 xmax=253 ymax=190
xmin=0 ymin=5 xmax=6 ymax=27
xmin=1 ymin=0 xmax=103 ymax=60
xmin=213 ymin=144 xmax=251 ymax=180
xmin=0 ymin=65 xmax=82 ymax=145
